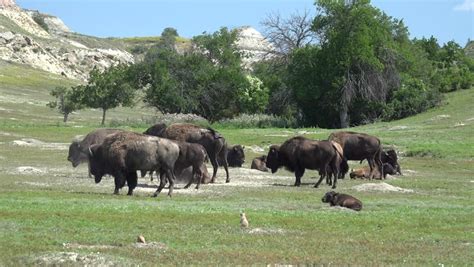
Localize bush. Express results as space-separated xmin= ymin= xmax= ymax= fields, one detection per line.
xmin=215 ymin=113 xmax=298 ymax=128
xmin=32 ymin=13 xmax=49 ymax=32
xmin=384 ymin=78 xmax=442 ymax=120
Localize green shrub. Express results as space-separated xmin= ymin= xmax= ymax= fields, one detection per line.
xmin=32 ymin=13 xmax=49 ymax=32
xmin=384 ymin=78 xmax=442 ymax=120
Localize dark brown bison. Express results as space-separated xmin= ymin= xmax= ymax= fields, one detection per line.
xmin=145 ymin=123 xmax=229 ymax=183
xmin=266 ymin=136 xmax=341 ymax=189
xmin=322 ymin=191 xmax=362 ymax=211
xmin=328 ymin=131 xmax=383 ymax=179
xmin=67 ymin=128 xmax=123 ymax=175
xmin=88 ymin=131 xmax=180 ymax=197
xmin=173 ymin=141 xmax=208 ymax=189
xmin=382 ymin=149 xmax=402 ymax=175
xmin=218 ymin=144 xmax=245 ymax=167
xmin=251 ymin=155 xmax=269 ymax=172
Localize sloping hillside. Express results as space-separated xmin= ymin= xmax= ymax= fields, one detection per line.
xmin=465 ymin=40 xmax=474 ymax=58
xmin=0 ymin=3 xmax=134 ymax=80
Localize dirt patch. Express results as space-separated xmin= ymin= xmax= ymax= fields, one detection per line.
xmin=454 ymin=122 xmax=466 ymax=127
xmin=132 ymin=242 xmax=167 ymax=249
xmin=11 ymin=138 xmax=68 ymax=150
xmin=322 ymin=206 xmax=359 ymax=212
xmin=63 ymin=243 xmax=117 ymax=250
xmin=15 ymin=166 xmax=45 ymax=175
xmin=247 ymin=227 xmax=286 ymax=235
xmin=264 ymin=134 xmax=289 ymax=137
xmin=353 ymin=182 xmax=414 ymax=193
xmin=429 ymin=114 xmax=450 ymax=121
xmin=388 ymin=125 xmax=408 ymax=131
xmin=32 ymin=252 xmax=117 ymax=266
xmin=246 ymin=145 xmax=265 ymax=153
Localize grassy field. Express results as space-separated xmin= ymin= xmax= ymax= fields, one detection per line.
xmin=0 ymin=63 xmax=473 ymax=265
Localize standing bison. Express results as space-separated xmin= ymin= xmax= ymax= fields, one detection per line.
xmin=67 ymin=128 xmax=123 ymax=175
xmin=88 ymin=131 xmax=180 ymax=197
xmin=144 ymin=123 xmax=229 ymax=183
xmin=266 ymin=136 xmax=342 ymax=189
xmin=328 ymin=131 xmax=383 ymax=179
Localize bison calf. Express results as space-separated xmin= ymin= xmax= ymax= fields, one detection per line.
xmin=321 ymin=191 xmax=362 ymax=211
xmin=251 ymin=155 xmax=269 ymax=172
xmin=350 ymin=163 xmax=396 ymax=179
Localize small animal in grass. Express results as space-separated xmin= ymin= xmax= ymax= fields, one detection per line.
xmin=240 ymin=212 xmax=249 ymax=228
xmin=321 ymin=191 xmax=362 ymax=211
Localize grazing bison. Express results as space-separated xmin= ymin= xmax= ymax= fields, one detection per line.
xmin=88 ymin=131 xmax=179 ymax=197
xmin=145 ymin=123 xmax=229 ymax=183
xmin=251 ymin=155 xmax=269 ymax=172
xmin=322 ymin=191 xmax=362 ymax=211
xmin=328 ymin=131 xmax=383 ymax=179
xmin=266 ymin=136 xmax=341 ymax=189
xmin=218 ymin=145 xmax=245 ymax=167
xmin=67 ymin=128 xmax=123 ymax=175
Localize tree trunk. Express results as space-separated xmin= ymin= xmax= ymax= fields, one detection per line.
xmin=63 ymin=113 xmax=69 ymax=123
xmin=101 ymin=108 xmax=107 ymax=125
xmin=339 ymin=107 xmax=349 ymax=128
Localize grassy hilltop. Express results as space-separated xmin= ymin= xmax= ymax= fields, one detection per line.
xmin=0 ymin=63 xmax=473 ymax=265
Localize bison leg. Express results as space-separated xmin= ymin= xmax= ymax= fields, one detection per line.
xmin=166 ymin=169 xmax=176 ymax=197
xmin=183 ymin=168 xmax=194 ymax=189
xmin=367 ymin=158 xmax=375 ymax=180
xmin=194 ymin=165 xmax=203 ymax=190
xmin=330 ymin=161 xmax=339 ymax=189
xmin=126 ymin=171 xmax=138 ymax=196
xmin=113 ymin=172 xmax=126 ymax=195
xmin=140 ymin=170 xmax=147 ymax=178
xmin=153 ymin=170 xmax=167 ymax=197
xmin=210 ymin=155 xmax=218 ymax=183
xmin=294 ymin=168 xmax=305 ymax=187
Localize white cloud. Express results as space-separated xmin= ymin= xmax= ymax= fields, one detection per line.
xmin=454 ymin=0 xmax=474 ymax=11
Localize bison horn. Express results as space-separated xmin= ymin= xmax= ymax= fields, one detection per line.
xmin=88 ymin=147 xmax=93 ymax=156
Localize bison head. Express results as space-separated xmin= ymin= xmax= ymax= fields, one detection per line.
xmin=228 ymin=145 xmax=245 ymax=167
xmin=322 ymin=191 xmax=337 ymax=203
xmin=88 ymin=144 xmax=105 ymax=183
xmin=266 ymin=145 xmax=281 ymax=173
xmin=67 ymin=141 xmax=87 ymax=167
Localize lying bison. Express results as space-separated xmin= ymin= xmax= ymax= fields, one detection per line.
xmin=67 ymin=128 xmax=123 ymax=176
xmin=88 ymin=131 xmax=179 ymax=197
xmin=218 ymin=144 xmax=245 ymax=167
xmin=350 ymin=163 xmax=397 ymax=179
xmin=322 ymin=191 xmax=362 ymax=211
xmin=251 ymin=155 xmax=269 ymax=172
xmin=328 ymin=131 xmax=383 ymax=179
xmin=145 ymin=123 xmax=229 ymax=183
xmin=266 ymin=136 xmax=342 ymax=189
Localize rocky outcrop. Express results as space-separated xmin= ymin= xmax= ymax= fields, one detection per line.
xmin=0 ymin=4 xmax=134 ymax=80
xmin=25 ymin=10 xmax=71 ymax=33
xmin=235 ymin=26 xmax=274 ymax=68
xmin=0 ymin=0 xmax=16 ymax=8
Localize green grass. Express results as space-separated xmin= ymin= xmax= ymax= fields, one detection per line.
xmin=0 ymin=63 xmax=473 ymax=265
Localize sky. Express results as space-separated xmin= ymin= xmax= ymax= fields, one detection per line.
xmin=16 ymin=0 xmax=474 ymax=46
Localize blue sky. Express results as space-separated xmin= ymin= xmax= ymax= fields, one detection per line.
xmin=16 ymin=0 xmax=474 ymax=46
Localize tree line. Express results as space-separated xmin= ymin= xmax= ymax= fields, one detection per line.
xmin=49 ymin=0 xmax=474 ymax=127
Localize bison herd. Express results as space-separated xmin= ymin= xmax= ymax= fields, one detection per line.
xmin=67 ymin=123 xmax=401 ymax=199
